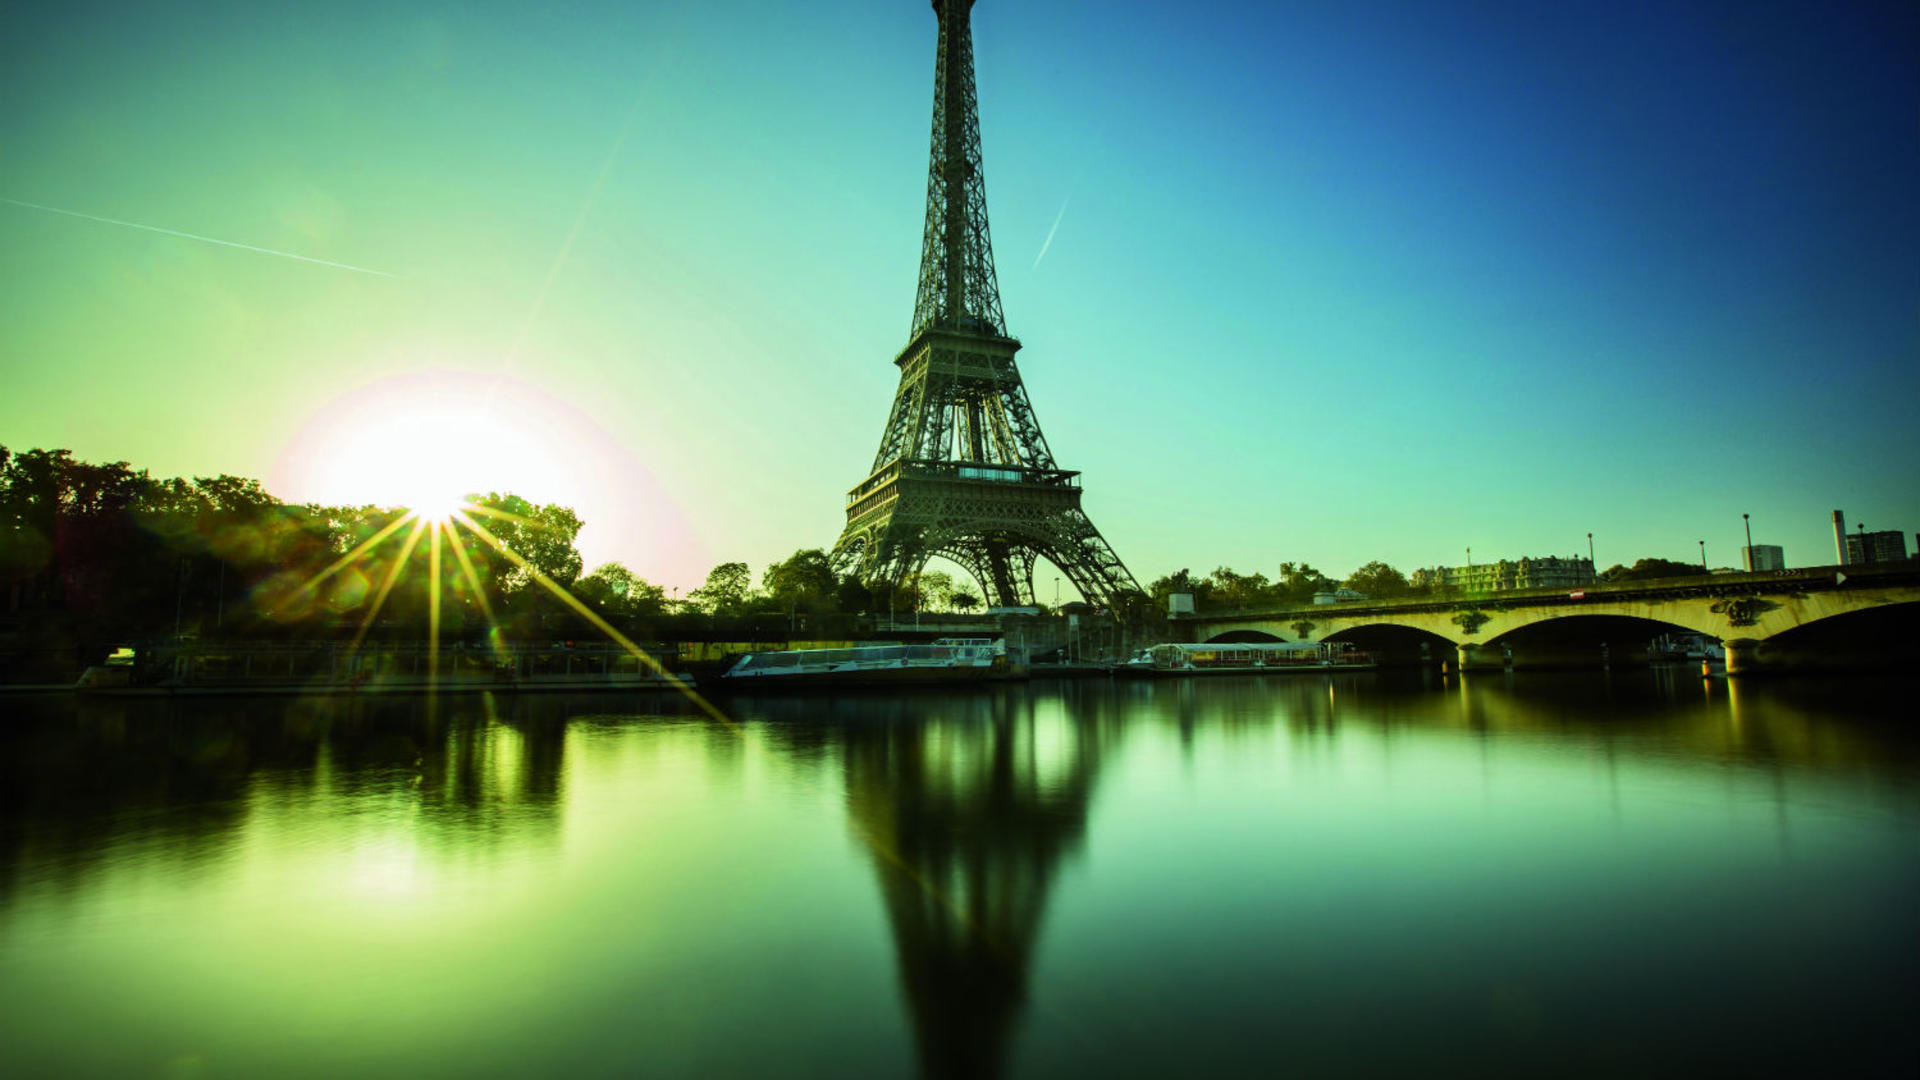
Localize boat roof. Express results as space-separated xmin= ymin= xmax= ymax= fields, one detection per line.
xmin=1162 ymin=641 xmax=1323 ymax=652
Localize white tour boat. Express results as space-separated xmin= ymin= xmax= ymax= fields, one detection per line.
xmin=1121 ymin=641 xmax=1375 ymax=676
xmin=720 ymin=638 xmax=1008 ymax=688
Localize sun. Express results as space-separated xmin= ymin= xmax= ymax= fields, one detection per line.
xmin=275 ymin=370 xmax=575 ymax=517
xmin=321 ymin=404 xmax=488 ymax=519
xmin=405 ymin=489 xmax=468 ymax=524
xmin=273 ymin=366 xmax=704 ymax=588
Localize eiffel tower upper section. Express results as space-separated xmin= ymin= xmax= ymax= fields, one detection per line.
xmin=912 ymin=0 xmax=1006 ymax=343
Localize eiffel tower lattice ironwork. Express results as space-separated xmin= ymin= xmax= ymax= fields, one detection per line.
xmin=831 ymin=0 xmax=1140 ymax=608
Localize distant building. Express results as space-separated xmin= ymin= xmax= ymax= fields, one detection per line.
xmin=1742 ymin=545 xmax=1785 ymax=572
xmin=1312 ymin=588 xmax=1369 ymax=605
xmin=1843 ymin=530 xmax=1908 ymax=564
xmin=1410 ymin=555 xmax=1595 ymax=593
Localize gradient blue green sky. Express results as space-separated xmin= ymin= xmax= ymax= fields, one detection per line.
xmin=3 ymin=0 xmax=1915 ymax=593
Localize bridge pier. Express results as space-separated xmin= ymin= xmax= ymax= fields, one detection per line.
xmin=1723 ymin=638 xmax=1765 ymax=677
xmin=1456 ymin=643 xmax=1507 ymax=672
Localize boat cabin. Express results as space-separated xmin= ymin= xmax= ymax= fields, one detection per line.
xmin=1131 ymin=641 xmax=1369 ymax=671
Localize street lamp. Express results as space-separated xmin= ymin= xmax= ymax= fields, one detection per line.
xmin=1587 ymin=532 xmax=1594 ymax=568
xmin=1699 ymin=539 xmax=1707 ymax=570
xmin=1742 ymin=513 xmax=1753 ymax=571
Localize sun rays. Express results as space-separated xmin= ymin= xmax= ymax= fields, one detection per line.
xmin=270 ymin=497 xmax=737 ymax=727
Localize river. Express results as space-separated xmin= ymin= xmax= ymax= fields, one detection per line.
xmin=2 ymin=670 xmax=1915 ymax=1077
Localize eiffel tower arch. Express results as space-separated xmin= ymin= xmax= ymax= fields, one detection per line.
xmin=831 ymin=0 xmax=1140 ymax=608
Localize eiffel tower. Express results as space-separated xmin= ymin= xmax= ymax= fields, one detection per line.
xmin=831 ymin=0 xmax=1140 ymax=608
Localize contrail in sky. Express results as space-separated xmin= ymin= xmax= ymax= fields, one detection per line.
xmin=0 ymin=196 xmax=398 ymax=277
xmin=1033 ymin=198 xmax=1068 ymax=269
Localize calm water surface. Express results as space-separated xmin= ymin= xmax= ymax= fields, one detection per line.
xmin=3 ymin=671 xmax=1916 ymax=1077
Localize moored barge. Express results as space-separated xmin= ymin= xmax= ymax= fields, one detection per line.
xmin=719 ymin=637 xmax=1007 ymax=688
xmin=1122 ymin=641 xmax=1375 ymax=676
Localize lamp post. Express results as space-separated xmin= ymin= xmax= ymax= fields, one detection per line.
xmin=173 ymin=558 xmax=190 ymax=641
xmin=1699 ymin=539 xmax=1707 ymax=570
xmin=1742 ymin=513 xmax=1753 ymax=571
xmin=1587 ymin=532 xmax=1594 ymax=568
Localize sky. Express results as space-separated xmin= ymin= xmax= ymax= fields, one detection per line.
xmin=2 ymin=0 xmax=1915 ymax=595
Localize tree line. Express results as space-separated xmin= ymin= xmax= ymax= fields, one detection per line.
xmin=0 ymin=447 xmax=986 ymax=658
xmin=1 ymin=446 xmax=589 ymax=645
xmin=1145 ymin=561 xmax=1409 ymax=611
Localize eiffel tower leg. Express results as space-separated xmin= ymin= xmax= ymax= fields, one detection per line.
xmin=983 ymin=542 xmax=1020 ymax=608
xmin=1041 ymin=509 xmax=1136 ymax=607
xmin=1011 ymin=547 xmax=1038 ymax=606
xmin=830 ymin=526 xmax=879 ymax=589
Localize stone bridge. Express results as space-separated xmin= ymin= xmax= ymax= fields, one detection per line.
xmin=1177 ymin=563 xmax=1920 ymax=675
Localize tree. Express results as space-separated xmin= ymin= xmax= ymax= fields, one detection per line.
xmin=834 ymin=573 xmax=875 ymax=614
xmin=1276 ymin=562 xmax=1335 ymax=605
xmin=762 ymin=549 xmax=839 ymax=613
xmin=1147 ymin=568 xmax=1213 ymax=613
xmin=0 ymin=447 xmax=358 ymax=644
xmin=574 ymin=562 xmax=666 ymax=620
xmin=1601 ymin=557 xmax=1707 ymax=582
xmin=469 ymin=493 xmax=584 ymax=593
xmin=1343 ymin=561 xmax=1409 ymax=599
xmin=687 ymin=561 xmax=753 ymax=616
xmin=950 ymin=590 xmax=980 ymax=613
xmin=1208 ymin=566 xmax=1273 ymax=608
xmin=911 ymin=569 xmax=955 ymax=611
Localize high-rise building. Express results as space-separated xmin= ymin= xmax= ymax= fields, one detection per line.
xmin=1843 ymin=530 xmax=1908 ymax=564
xmin=1742 ymin=545 xmax=1785 ymax=572
xmin=1831 ymin=510 xmax=1848 ymax=565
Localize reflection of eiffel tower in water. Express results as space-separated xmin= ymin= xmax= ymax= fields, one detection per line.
xmin=831 ymin=0 xmax=1141 ymax=607
xmin=842 ymin=693 xmax=1107 ymax=1079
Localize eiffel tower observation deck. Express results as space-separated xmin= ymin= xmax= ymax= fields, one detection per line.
xmin=832 ymin=0 xmax=1141 ymax=609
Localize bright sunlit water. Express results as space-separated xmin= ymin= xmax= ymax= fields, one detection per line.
xmin=3 ymin=672 xmax=1915 ymax=1077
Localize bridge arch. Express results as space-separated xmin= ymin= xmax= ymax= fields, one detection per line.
xmin=1321 ymin=623 xmax=1459 ymax=666
xmin=1482 ymin=613 xmax=1712 ymax=669
xmin=1468 ymin=607 xmax=1724 ymax=643
xmin=1723 ymin=600 xmax=1920 ymax=674
xmin=1755 ymin=599 xmax=1920 ymax=644
xmin=1203 ymin=629 xmax=1284 ymax=644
